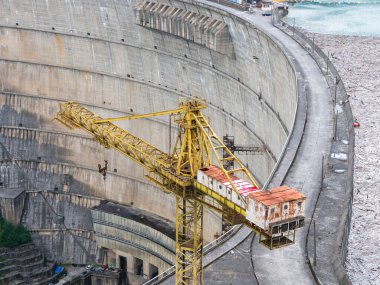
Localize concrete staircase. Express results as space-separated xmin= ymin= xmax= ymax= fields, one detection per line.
xmin=0 ymin=243 xmax=57 ymax=285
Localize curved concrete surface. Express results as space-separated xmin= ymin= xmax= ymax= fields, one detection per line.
xmin=183 ymin=2 xmax=354 ymax=285
xmin=0 ymin=0 xmax=299 ymax=274
xmin=157 ymin=1 xmax=332 ymax=283
xmin=248 ymin=14 xmax=332 ymax=285
xmin=0 ymin=0 xmax=355 ymax=283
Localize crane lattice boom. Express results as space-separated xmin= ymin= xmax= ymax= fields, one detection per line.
xmin=56 ymin=99 xmax=305 ymax=285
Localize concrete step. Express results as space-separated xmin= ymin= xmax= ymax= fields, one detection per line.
xmin=30 ymin=274 xmax=59 ymax=285
xmin=12 ymin=243 xmax=35 ymax=252
xmin=0 ymin=270 xmax=22 ymax=283
xmin=0 ymin=259 xmax=13 ymax=268
xmin=19 ymin=258 xmax=44 ymax=272
xmin=0 ymin=243 xmax=51 ymax=284
xmin=0 ymin=264 xmax=17 ymax=275
xmin=21 ymin=266 xmax=52 ymax=283
xmin=14 ymin=253 xmax=43 ymax=265
xmin=9 ymin=280 xmax=27 ymax=285
xmin=0 ymin=248 xmax=8 ymax=255
xmin=0 ymin=247 xmax=39 ymax=260
xmin=0 ymin=243 xmax=35 ymax=256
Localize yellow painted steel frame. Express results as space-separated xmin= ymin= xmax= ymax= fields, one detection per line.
xmin=55 ymin=99 xmax=295 ymax=285
xmin=172 ymin=100 xmax=210 ymax=178
xmin=175 ymin=192 xmax=203 ymax=285
xmin=170 ymin=100 xmax=209 ymax=284
xmin=55 ymin=102 xmax=174 ymax=171
xmin=189 ymin=111 xmax=260 ymax=208
xmin=194 ymin=181 xmax=246 ymax=217
xmin=258 ymin=230 xmax=296 ymax=250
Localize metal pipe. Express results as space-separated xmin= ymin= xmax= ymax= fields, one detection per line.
xmin=326 ymin=51 xmax=330 ymax=74
xmin=334 ymin=112 xmax=338 ymax=141
xmin=333 ymin=113 xmax=336 ymax=141
xmin=313 ymin=220 xmax=317 ymax=266
xmin=169 ymin=114 xmax=172 ymax=156
xmin=334 ymin=77 xmax=338 ymax=104
xmin=322 ymin=154 xmax=325 ymax=179
xmin=293 ymin=18 xmax=295 ymax=36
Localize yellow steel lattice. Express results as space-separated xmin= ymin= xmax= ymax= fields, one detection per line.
xmin=190 ymin=111 xmax=260 ymax=208
xmin=56 ymin=102 xmax=189 ymax=185
xmin=55 ymin=99 xmax=293 ymax=285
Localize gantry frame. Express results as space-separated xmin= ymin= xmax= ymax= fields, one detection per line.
xmin=55 ymin=99 xmax=287 ymax=285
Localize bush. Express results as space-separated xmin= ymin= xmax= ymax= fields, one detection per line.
xmin=0 ymin=217 xmax=31 ymax=248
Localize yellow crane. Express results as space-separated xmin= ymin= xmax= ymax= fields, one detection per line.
xmin=56 ymin=99 xmax=303 ymax=285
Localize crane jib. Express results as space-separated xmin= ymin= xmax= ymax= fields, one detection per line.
xmin=55 ymin=99 xmax=306 ymax=285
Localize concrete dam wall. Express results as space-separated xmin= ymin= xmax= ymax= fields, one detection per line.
xmin=0 ymin=0 xmax=297 ymax=277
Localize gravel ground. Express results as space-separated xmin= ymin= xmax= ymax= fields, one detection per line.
xmin=310 ymin=34 xmax=380 ymax=285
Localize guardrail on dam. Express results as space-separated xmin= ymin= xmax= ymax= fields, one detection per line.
xmin=0 ymin=0 xmax=297 ymax=281
xmin=276 ymin=20 xmax=354 ymax=285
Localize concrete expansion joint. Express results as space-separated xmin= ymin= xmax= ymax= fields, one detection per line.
xmin=93 ymin=219 xmax=175 ymax=254
xmin=0 ymin=21 xmax=269 ymax=86
xmin=11 ymin=158 xmax=152 ymax=186
xmin=27 ymin=190 xmax=103 ymax=208
xmin=0 ymin=24 xmax=235 ymax=85
xmin=95 ymin=232 xmax=174 ymax=265
xmin=0 ymin=125 xmax=99 ymax=140
xmin=0 ymin=90 xmax=278 ymax=162
xmin=29 ymin=228 xmax=95 ymax=237
xmin=0 ymin=1 xmax=306 ymax=281
xmin=0 ymin=55 xmax=237 ymax=108
xmin=0 ymin=26 xmax=290 ymax=129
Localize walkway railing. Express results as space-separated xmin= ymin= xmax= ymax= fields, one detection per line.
xmin=142 ymin=225 xmax=241 ymax=285
xmin=274 ymin=12 xmax=354 ymax=285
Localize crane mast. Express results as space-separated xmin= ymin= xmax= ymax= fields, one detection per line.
xmin=56 ymin=99 xmax=303 ymax=285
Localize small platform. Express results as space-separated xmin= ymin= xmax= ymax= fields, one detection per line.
xmin=0 ymin=187 xmax=26 ymax=225
xmin=0 ymin=187 xmax=25 ymax=199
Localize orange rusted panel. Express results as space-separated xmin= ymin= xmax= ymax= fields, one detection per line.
xmin=248 ymin=186 xmax=305 ymax=206
xmin=197 ymin=166 xmax=305 ymax=232
xmin=246 ymin=186 xmax=305 ymax=231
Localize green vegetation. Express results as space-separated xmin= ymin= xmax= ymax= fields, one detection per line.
xmin=0 ymin=256 xmax=4 ymax=270
xmin=0 ymin=217 xmax=31 ymax=248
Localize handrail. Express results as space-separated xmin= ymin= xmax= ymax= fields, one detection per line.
xmin=275 ymin=11 xmax=354 ymax=285
xmin=142 ymin=225 xmax=240 ymax=285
